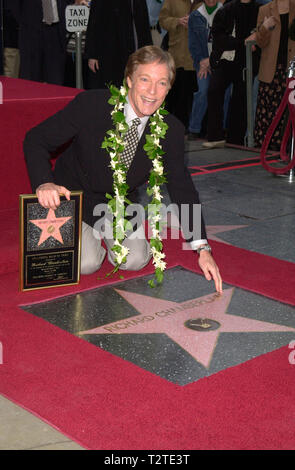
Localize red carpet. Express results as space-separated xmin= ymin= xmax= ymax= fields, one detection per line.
xmin=1 ymin=235 xmax=295 ymax=450
xmin=0 ymin=77 xmax=80 ymax=211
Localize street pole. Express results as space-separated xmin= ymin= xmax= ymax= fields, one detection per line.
xmin=245 ymin=41 xmax=255 ymax=148
xmin=75 ymin=31 xmax=83 ymax=89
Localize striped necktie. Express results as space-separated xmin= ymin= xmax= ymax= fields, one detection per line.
xmin=120 ymin=118 xmax=141 ymax=169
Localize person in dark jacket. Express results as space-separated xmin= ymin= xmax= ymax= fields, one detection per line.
xmin=188 ymin=0 xmax=225 ymax=138
xmin=202 ymin=0 xmax=260 ymax=148
xmin=3 ymin=0 xmax=20 ymax=78
xmin=85 ymin=0 xmax=152 ymax=89
xmin=8 ymin=0 xmax=84 ymax=85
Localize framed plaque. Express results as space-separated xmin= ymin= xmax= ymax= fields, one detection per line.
xmin=19 ymin=192 xmax=83 ymax=291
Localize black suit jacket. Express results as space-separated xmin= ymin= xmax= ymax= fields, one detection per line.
xmin=210 ymin=0 xmax=260 ymax=72
xmin=85 ymin=0 xmax=152 ymax=87
xmin=23 ymin=90 xmax=206 ymax=242
xmin=8 ymin=0 xmax=72 ymax=48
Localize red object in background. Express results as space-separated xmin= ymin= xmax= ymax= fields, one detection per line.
xmin=0 ymin=77 xmax=81 ymax=211
xmin=260 ymin=76 xmax=295 ymax=174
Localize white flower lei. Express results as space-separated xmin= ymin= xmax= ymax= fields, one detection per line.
xmin=102 ymin=82 xmax=169 ymax=287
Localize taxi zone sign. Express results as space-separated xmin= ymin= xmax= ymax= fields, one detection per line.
xmin=65 ymin=5 xmax=89 ymax=32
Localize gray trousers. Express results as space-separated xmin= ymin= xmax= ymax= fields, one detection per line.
xmin=80 ymin=222 xmax=152 ymax=275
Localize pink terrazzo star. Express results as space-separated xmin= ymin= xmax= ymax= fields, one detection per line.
xmin=206 ymin=225 xmax=247 ymax=244
xmin=166 ymin=220 xmax=247 ymax=248
xmin=30 ymin=209 xmax=72 ymax=246
xmin=80 ymin=288 xmax=295 ymax=368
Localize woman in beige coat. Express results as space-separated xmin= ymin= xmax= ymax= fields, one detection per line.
xmin=254 ymin=0 xmax=295 ymax=149
xmin=159 ymin=0 xmax=200 ymax=130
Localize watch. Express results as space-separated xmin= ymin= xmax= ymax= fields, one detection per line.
xmin=196 ymin=244 xmax=212 ymax=255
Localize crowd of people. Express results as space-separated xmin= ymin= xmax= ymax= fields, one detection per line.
xmin=158 ymin=0 xmax=294 ymax=149
xmin=1 ymin=0 xmax=294 ymax=149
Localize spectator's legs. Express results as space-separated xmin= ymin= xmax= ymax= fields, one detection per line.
xmin=254 ymin=65 xmax=287 ymax=150
xmin=42 ymin=24 xmax=66 ymax=86
xmin=223 ymin=84 xmax=232 ymax=130
xmin=206 ymin=65 xmax=230 ymax=142
xmin=226 ymin=77 xmax=248 ymax=145
xmin=189 ymin=72 xmax=210 ymax=135
xmin=3 ymin=48 xmax=20 ymax=78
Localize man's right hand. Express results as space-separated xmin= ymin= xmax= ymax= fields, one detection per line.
xmin=36 ymin=183 xmax=71 ymax=210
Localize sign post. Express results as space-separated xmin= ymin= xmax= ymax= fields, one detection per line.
xmin=65 ymin=5 xmax=89 ymax=89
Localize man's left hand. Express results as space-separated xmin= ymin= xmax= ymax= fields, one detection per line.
xmin=198 ymin=250 xmax=223 ymax=294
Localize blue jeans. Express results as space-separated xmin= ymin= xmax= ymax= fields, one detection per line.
xmin=189 ymin=72 xmax=231 ymax=134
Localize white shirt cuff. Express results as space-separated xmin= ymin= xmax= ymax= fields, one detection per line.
xmin=190 ymin=239 xmax=208 ymax=251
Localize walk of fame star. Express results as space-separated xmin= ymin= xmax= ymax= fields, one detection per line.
xmin=79 ymin=288 xmax=295 ymax=369
xmin=166 ymin=222 xmax=247 ymax=249
xmin=206 ymin=225 xmax=247 ymax=244
xmin=29 ymin=209 xmax=72 ymax=246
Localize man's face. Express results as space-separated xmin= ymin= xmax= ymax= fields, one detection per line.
xmin=126 ymin=61 xmax=170 ymax=118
